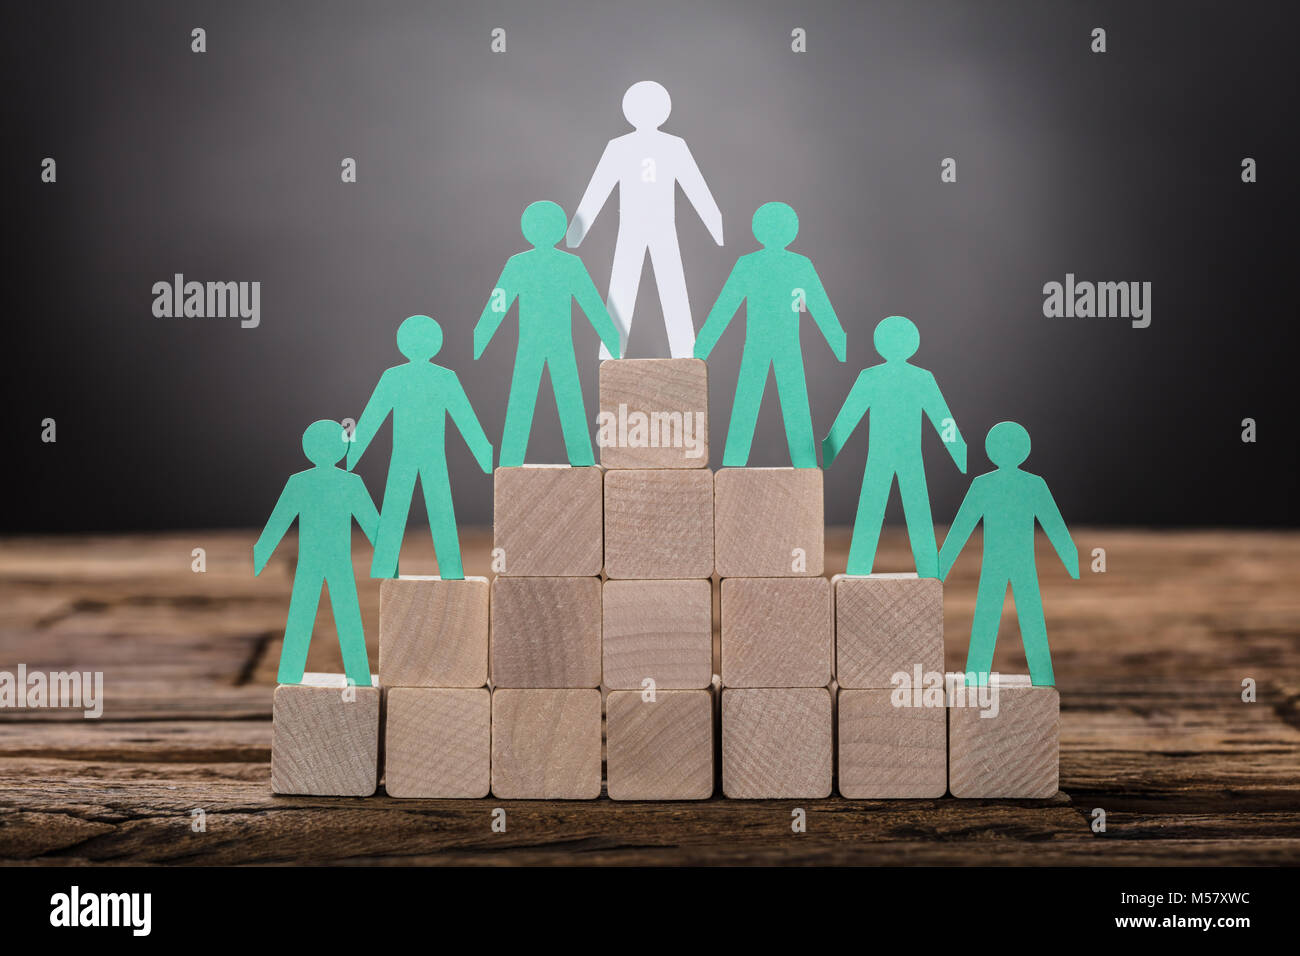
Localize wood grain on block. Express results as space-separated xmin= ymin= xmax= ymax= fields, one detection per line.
xmin=384 ymin=688 xmax=490 ymax=798
xmin=834 ymin=573 xmax=943 ymax=689
xmin=378 ymin=576 xmax=488 ymax=688
xmin=493 ymin=466 xmax=603 ymax=576
xmin=490 ymin=577 xmax=601 ymax=688
xmin=603 ymin=579 xmax=713 ymax=690
xmin=604 ymin=469 xmax=714 ymax=579
xmin=948 ymin=674 xmax=1059 ymax=799
xmin=838 ymin=688 xmax=947 ymax=798
xmin=606 ymin=689 xmax=715 ymax=800
xmin=491 ymin=689 xmax=602 ymax=799
xmin=597 ymin=358 xmax=709 ymax=469
xmin=271 ymin=673 xmax=379 ymax=797
xmin=720 ymin=577 xmax=832 ymax=687
xmin=714 ymin=468 xmax=823 ymax=577
xmin=721 ymin=687 xmax=833 ymax=799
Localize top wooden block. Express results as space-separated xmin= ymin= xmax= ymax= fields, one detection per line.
xmin=493 ymin=465 xmax=603 ymax=576
xmin=598 ymin=358 xmax=709 ymax=469
xmin=714 ymin=468 xmax=824 ymax=577
xmin=379 ymin=576 xmax=489 ymax=688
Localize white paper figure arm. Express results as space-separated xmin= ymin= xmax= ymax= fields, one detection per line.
xmin=675 ymin=139 xmax=723 ymax=245
xmin=567 ymin=141 xmax=620 ymax=248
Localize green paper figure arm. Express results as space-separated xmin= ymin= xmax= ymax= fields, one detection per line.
xmin=820 ymin=372 xmax=871 ymax=470
xmin=921 ymin=371 xmax=968 ymax=473
xmin=252 ymin=478 xmax=301 ymax=576
xmin=1035 ymin=477 xmax=1080 ymax=578
xmin=345 ymin=373 xmax=395 ymax=473
xmin=569 ymin=256 xmax=623 ymax=359
xmin=446 ymin=369 xmax=494 ymax=474
xmin=693 ymin=262 xmax=747 ymax=360
xmin=937 ymin=478 xmax=985 ymax=580
xmin=798 ymin=260 xmax=847 ymax=362
xmin=253 ymin=420 xmax=374 ymax=688
xmin=473 ymin=262 xmax=519 ymax=361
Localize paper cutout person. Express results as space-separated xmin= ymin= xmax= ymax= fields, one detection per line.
xmin=694 ymin=201 xmax=846 ymax=467
xmin=253 ymin=420 xmax=379 ymax=687
xmin=567 ymin=80 xmax=724 ymax=360
xmin=476 ymin=200 xmax=622 ymax=466
xmin=347 ymin=315 xmax=493 ymax=580
xmin=938 ymin=422 xmax=1080 ymax=687
xmin=822 ymin=315 xmax=968 ymax=578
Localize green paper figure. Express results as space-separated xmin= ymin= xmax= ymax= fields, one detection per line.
xmin=253 ymin=420 xmax=379 ymax=687
xmin=938 ymin=422 xmax=1080 ymax=687
xmin=475 ymin=200 xmax=622 ymax=466
xmin=822 ymin=315 xmax=967 ymax=578
xmin=694 ymin=202 xmax=846 ymax=467
xmin=347 ymin=315 xmax=493 ymax=580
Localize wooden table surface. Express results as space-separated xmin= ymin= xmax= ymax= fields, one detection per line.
xmin=1 ymin=528 xmax=1297 ymax=866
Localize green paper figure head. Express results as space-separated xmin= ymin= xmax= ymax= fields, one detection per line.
xmin=623 ymin=80 xmax=671 ymax=129
xmin=986 ymin=420 xmax=1031 ymax=467
xmin=301 ymin=419 xmax=349 ymax=466
xmin=874 ymin=314 xmax=920 ymax=361
xmin=521 ymin=201 xmax=568 ymax=248
xmin=752 ymin=202 xmax=799 ymax=249
xmin=396 ymin=314 xmax=443 ymax=360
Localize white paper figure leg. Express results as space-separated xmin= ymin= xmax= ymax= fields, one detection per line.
xmin=647 ymin=230 xmax=695 ymax=358
xmin=601 ymin=235 xmax=647 ymax=360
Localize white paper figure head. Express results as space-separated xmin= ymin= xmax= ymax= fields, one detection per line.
xmin=623 ymin=81 xmax=671 ymax=130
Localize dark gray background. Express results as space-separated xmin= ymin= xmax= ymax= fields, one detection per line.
xmin=12 ymin=0 xmax=1297 ymax=532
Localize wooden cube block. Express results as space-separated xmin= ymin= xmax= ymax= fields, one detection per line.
xmin=606 ymin=689 xmax=715 ymax=800
xmin=493 ymin=466 xmax=603 ymax=576
xmin=721 ymin=688 xmax=833 ymax=799
xmin=714 ymin=468 xmax=823 ymax=577
xmin=491 ymin=689 xmax=602 ymax=799
xmin=490 ymin=577 xmax=601 ymax=688
xmin=604 ymin=469 xmax=713 ymax=579
xmin=838 ymin=688 xmax=947 ymax=798
xmin=378 ymin=576 xmax=488 ymax=688
xmin=948 ymin=674 xmax=1059 ymax=798
xmin=835 ymin=573 xmax=943 ymax=689
xmin=597 ymin=358 xmax=709 ymax=469
xmin=720 ymin=577 xmax=832 ymax=687
xmin=384 ymin=688 xmax=490 ymax=798
xmin=603 ymin=579 xmax=713 ymax=690
xmin=271 ymin=673 xmax=379 ymax=796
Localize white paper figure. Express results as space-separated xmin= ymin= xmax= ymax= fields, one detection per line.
xmin=567 ymin=81 xmax=724 ymax=359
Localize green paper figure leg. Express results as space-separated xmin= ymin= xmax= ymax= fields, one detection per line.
xmin=499 ymin=354 xmax=546 ymax=467
xmin=846 ymin=466 xmax=893 ymax=575
xmin=772 ymin=350 xmax=817 ymax=468
xmin=897 ymin=459 xmax=939 ymax=578
xmin=420 ymin=466 xmax=465 ymax=579
xmin=721 ymin=353 xmax=771 ymax=467
xmin=547 ymin=351 xmax=597 ymax=466
xmin=277 ymin=571 xmax=324 ymax=685
xmin=371 ymin=464 xmax=417 ymax=579
xmin=1010 ymin=571 xmax=1055 ymax=686
xmin=963 ymin=573 xmax=1007 ymax=685
xmin=325 ymin=570 xmax=371 ymax=686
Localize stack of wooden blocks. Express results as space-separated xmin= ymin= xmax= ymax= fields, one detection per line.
xmin=270 ymin=358 xmax=1059 ymax=800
